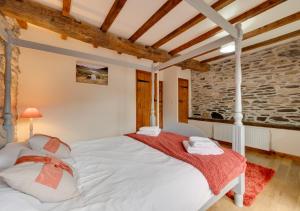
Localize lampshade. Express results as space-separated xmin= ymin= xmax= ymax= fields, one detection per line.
xmin=20 ymin=107 xmax=42 ymax=118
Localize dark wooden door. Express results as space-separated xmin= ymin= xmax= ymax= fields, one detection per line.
xmin=178 ymin=78 xmax=189 ymax=123
xmin=136 ymin=70 xmax=163 ymax=130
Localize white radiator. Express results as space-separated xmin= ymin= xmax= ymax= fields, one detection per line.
xmin=213 ymin=123 xmax=271 ymax=151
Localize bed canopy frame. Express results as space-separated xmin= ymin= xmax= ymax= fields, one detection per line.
xmin=0 ymin=0 xmax=245 ymax=209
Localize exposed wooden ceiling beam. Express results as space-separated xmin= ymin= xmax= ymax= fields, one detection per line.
xmin=0 ymin=0 xmax=208 ymax=72
xmin=128 ymin=0 xmax=182 ymax=42
xmin=62 ymin=0 xmax=71 ymax=16
xmin=243 ymin=11 xmax=300 ymax=40
xmin=152 ymin=0 xmax=234 ymax=49
xmin=100 ymin=0 xmax=127 ymax=33
xmin=201 ymin=29 xmax=300 ymax=63
xmin=61 ymin=34 xmax=68 ymax=40
xmin=61 ymin=0 xmax=72 ymax=39
xmin=169 ymin=0 xmax=286 ymax=55
xmin=192 ymin=11 xmax=300 ymax=59
xmin=16 ymin=19 xmax=28 ymax=29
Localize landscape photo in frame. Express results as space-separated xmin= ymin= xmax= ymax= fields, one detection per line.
xmin=76 ymin=61 xmax=108 ymax=85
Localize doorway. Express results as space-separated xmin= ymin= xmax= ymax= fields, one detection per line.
xmin=136 ymin=70 xmax=163 ymax=130
xmin=178 ymin=78 xmax=189 ymax=123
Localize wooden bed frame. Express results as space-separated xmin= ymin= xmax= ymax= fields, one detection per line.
xmin=0 ymin=0 xmax=245 ymax=209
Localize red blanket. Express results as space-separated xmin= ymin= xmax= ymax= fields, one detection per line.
xmin=127 ymin=132 xmax=246 ymax=195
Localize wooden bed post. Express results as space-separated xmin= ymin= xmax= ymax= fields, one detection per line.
xmin=233 ymin=23 xmax=245 ymax=207
xmin=150 ymin=64 xmax=156 ymax=126
xmin=3 ymin=40 xmax=14 ymax=143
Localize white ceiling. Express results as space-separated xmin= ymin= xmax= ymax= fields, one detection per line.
xmin=27 ymin=0 xmax=300 ymax=62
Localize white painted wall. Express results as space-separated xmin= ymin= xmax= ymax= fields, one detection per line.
xmin=16 ymin=25 xmax=147 ymax=143
xmin=161 ymin=66 xmax=178 ymax=131
xmin=270 ymin=129 xmax=300 ymax=157
xmin=18 ymin=49 xmax=136 ymax=143
xmin=161 ymin=68 xmax=205 ymax=137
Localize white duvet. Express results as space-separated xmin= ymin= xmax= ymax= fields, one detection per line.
xmin=0 ymin=136 xmax=213 ymax=211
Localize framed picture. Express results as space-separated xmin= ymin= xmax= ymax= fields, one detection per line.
xmin=76 ymin=61 xmax=108 ymax=85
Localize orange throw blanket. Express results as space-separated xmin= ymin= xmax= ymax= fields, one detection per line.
xmin=127 ymin=131 xmax=246 ymax=195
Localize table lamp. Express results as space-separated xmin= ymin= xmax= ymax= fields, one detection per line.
xmin=20 ymin=107 xmax=42 ymax=137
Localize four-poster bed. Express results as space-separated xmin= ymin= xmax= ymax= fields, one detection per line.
xmin=0 ymin=0 xmax=246 ymax=210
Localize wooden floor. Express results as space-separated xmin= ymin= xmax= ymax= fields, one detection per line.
xmin=209 ymin=150 xmax=300 ymax=211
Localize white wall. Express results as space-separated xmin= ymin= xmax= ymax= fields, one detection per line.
xmin=161 ymin=66 xmax=178 ymax=131
xmin=17 ymin=25 xmax=147 ymax=143
xmin=161 ymin=68 xmax=205 ymax=137
xmin=270 ymin=129 xmax=300 ymax=157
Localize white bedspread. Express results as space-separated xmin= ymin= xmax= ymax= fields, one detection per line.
xmin=0 ymin=136 xmax=213 ymax=211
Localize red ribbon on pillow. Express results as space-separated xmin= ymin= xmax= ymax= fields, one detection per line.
xmin=43 ymin=137 xmax=71 ymax=153
xmin=15 ymin=155 xmax=73 ymax=189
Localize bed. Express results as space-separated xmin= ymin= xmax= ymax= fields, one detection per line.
xmin=0 ymin=136 xmax=213 ymax=211
xmin=0 ymin=133 xmax=246 ymax=211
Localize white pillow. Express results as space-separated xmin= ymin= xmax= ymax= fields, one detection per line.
xmin=28 ymin=134 xmax=71 ymax=158
xmin=0 ymin=128 xmax=7 ymax=149
xmin=0 ymin=142 xmax=29 ymax=171
xmin=0 ymin=139 xmax=5 ymax=149
xmin=0 ymin=149 xmax=79 ymax=202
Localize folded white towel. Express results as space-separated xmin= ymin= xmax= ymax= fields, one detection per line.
xmin=189 ymin=136 xmax=215 ymax=148
xmin=182 ymin=140 xmax=224 ymax=155
xmin=139 ymin=126 xmax=160 ymax=132
xmin=137 ymin=128 xmax=161 ymax=137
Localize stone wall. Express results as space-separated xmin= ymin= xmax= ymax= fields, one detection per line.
xmin=0 ymin=16 xmax=20 ymax=143
xmin=191 ymin=39 xmax=300 ymax=127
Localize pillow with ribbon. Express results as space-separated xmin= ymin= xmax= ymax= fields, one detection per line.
xmin=0 ymin=149 xmax=79 ymax=202
xmin=28 ymin=134 xmax=71 ymax=158
xmin=0 ymin=142 xmax=29 ymax=171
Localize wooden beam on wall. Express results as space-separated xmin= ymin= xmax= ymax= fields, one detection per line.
xmin=169 ymin=0 xmax=286 ymax=55
xmin=151 ymin=0 xmax=234 ymax=49
xmin=201 ymin=30 xmax=300 ymax=63
xmin=128 ymin=0 xmax=182 ymax=42
xmin=100 ymin=0 xmax=127 ymax=33
xmin=0 ymin=0 xmax=208 ymax=72
xmin=16 ymin=19 xmax=28 ymax=29
xmin=192 ymin=11 xmax=300 ymax=59
xmin=62 ymin=0 xmax=71 ymax=16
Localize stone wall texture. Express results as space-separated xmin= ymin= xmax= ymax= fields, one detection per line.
xmin=191 ymin=39 xmax=300 ymax=127
xmin=0 ymin=16 xmax=20 ymax=143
